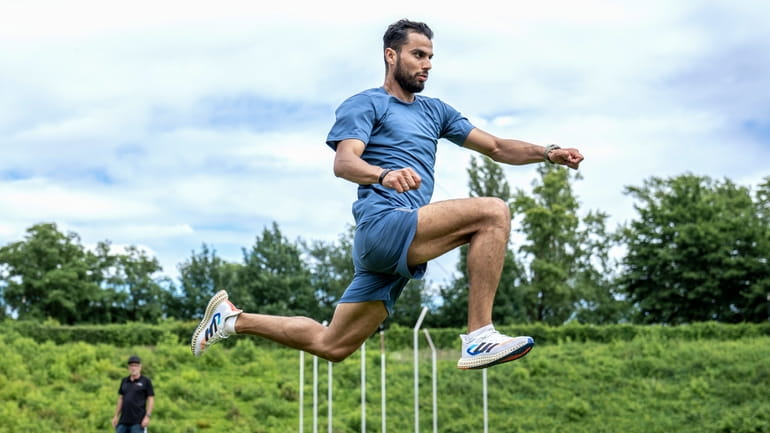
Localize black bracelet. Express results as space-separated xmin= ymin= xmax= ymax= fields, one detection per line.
xmin=378 ymin=169 xmax=393 ymax=185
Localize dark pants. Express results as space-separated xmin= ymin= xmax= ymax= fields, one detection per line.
xmin=116 ymin=424 xmax=144 ymax=433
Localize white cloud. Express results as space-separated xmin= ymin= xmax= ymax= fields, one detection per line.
xmin=0 ymin=178 xmax=157 ymax=221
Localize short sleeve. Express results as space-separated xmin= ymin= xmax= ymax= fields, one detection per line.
xmin=438 ymin=100 xmax=474 ymax=145
xmin=326 ymin=93 xmax=377 ymax=150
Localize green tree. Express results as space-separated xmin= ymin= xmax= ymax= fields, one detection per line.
xmin=512 ymin=164 xmax=621 ymax=325
xmin=0 ymin=283 xmax=6 ymax=320
xmin=512 ymin=164 xmax=581 ymax=324
xmin=754 ymin=177 xmax=770 ymax=321
xmin=0 ymin=223 xmax=101 ymax=324
xmin=620 ymin=174 xmax=770 ymax=324
xmin=108 ymin=245 xmax=170 ymax=322
xmin=173 ymin=243 xmax=241 ymax=320
xmin=238 ymin=222 xmax=321 ymax=319
xmin=757 ymin=176 xmax=770 ymax=222
xmin=304 ymin=225 xmax=356 ymax=320
xmin=87 ymin=240 xmax=131 ymax=323
xmin=572 ymin=211 xmax=628 ymax=324
xmin=390 ymin=279 xmax=431 ymax=327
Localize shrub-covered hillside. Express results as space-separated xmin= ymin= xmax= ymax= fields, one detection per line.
xmin=1 ymin=322 xmax=769 ymax=433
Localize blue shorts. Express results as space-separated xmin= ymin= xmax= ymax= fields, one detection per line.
xmin=339 ymin=207 xmax=426 ymax=314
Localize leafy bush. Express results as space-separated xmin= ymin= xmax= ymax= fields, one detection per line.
xmin=7 ymin=319 xmax=770 ymax=350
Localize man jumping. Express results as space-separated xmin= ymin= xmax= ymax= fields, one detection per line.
xmin=192 ymin=18 xmax=583 ymax=369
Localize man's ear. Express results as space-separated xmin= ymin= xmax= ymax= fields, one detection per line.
xmin=385 ymin=47 xmax=397 ymax=68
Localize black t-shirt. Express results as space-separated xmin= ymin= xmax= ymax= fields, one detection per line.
xmin=118 ymin=375 xmax=154 ymax=424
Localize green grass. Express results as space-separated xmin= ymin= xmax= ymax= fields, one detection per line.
xmin=1 ymin=327 xmax=769 ymax=433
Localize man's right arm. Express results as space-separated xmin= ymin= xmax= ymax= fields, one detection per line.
xmin=333 ymin=139 xmax=381 ymax=184
xmin=112 ymin=395 xmax=123 ymax=427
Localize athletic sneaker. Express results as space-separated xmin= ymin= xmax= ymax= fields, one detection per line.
xmin=191 ymin=290 xmax=242 ymax=357
xmin=457 ymin=328 xmax=534 ymax=370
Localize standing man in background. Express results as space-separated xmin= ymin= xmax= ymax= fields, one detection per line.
xmin=112 ymin=355 xmax=154 ymax=433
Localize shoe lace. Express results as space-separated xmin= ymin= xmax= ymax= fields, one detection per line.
xmin=205 ymin=319 xmax=231 ymax=346
xmin=213 ymin=327 xmax=230 ymax=341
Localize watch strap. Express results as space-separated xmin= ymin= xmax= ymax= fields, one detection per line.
xmin=544 ymin=144 xmax=561 ymax=164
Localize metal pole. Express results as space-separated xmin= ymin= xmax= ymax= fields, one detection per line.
xmin=322 ymin=320 xmax=331 ymax=433
xmin=413 ymin=306 xmax=429 ymax=433
xmin=328 ymin=359 xmax=333 ymax=433
xmin=380 ymin=328 xmax=387 ymax=433
xmin=361 ymin=341 xmax=366 ymax=433
xmin=299 ymin=351 xmax=304 ymax=433
xmin=313 ymin=353 xmax=318 ymax=433
xmin=422 ymin=329 xmax=438 ymax=433
xmin=482 ymin=369 xmax=488 ymax=433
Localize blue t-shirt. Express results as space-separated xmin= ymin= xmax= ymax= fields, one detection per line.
xmin=326 ymin=87 xmax=474 ymax=224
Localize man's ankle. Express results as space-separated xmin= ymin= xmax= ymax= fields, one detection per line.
xmin=224 ymin=315 xmax=239 ymax=334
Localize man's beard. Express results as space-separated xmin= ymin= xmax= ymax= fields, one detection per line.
xmin=394 ymin=57 xmax=425 ymax=93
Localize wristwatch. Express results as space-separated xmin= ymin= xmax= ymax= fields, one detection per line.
xmin=543 ymin=144 xmax=561 ymax=164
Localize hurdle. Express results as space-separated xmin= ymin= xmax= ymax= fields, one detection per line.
xmin=413 ymin=306 xmax=429 ymax=433
xmin=298 ymin=308 xmax=439 ymax=433
xmin=422 ymin=328 xmax=437 ymax=433
xmin=380 ymin=326 xmax=386 ymax=433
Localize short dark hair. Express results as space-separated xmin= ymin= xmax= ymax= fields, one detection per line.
xmin=383 ymin=19 xmax=433 ymax=54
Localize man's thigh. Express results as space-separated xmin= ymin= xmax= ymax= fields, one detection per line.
xmin=408 ymin=197 xmax=508 ymax=265
xmin=323 ymin=301 xmax=388 ymax=349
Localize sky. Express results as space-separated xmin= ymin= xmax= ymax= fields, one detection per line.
xmin=1 ymin=0 xmax=768 ymax=288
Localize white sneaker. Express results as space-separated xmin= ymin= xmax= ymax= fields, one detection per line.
xmin=191 ymin=290 xmax=242 ymax=357
xmin=457 ymin=328 xmax=534 ymax=370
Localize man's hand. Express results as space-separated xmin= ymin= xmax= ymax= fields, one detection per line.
xmin=382 ymin=167 xmax=422 ymax=193
xmin=549 ymin=148 xmax=584 ymax=170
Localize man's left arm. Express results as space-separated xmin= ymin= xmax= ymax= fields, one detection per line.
xmin=463 ymin=128 xmax=583 ymax=169
xmin=142 ymin=395 xmax=154 ymax=428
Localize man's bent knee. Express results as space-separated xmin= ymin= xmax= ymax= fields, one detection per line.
xmin=480 ymin=197 xmax=511 ymax=227
xmin=321 ymin=345 xmax=359 ymax=363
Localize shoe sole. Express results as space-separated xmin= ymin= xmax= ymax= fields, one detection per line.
xmin=190 ymin=290 xmax=229 ymax=356
xmin=457 ymin=338 xmax=534 ymax=370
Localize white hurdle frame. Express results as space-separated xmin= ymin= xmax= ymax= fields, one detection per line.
xmin=413 ymin=306 xmax=429 ymax=433
xmin=300 ymin=309 xmax=447 ymax=433
xmin=422 ymin=328 xmax=438 ymax=433
xmin=299 ymin=351 xmax=305 ymax=433
xmin=300 ymin=321 xmax=334 ymax=433
xmin=380 ymin=328 xmax=387 ymax=433
xmin=483 ymin=368 xmax=488 ymax=433
xmin=328 ymin=356 xmax=333 ymax=433
xmin=361 ymin=340 xmax=366 ymax=433
xmin=313 ymin=352 xmax=319 ymax=433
